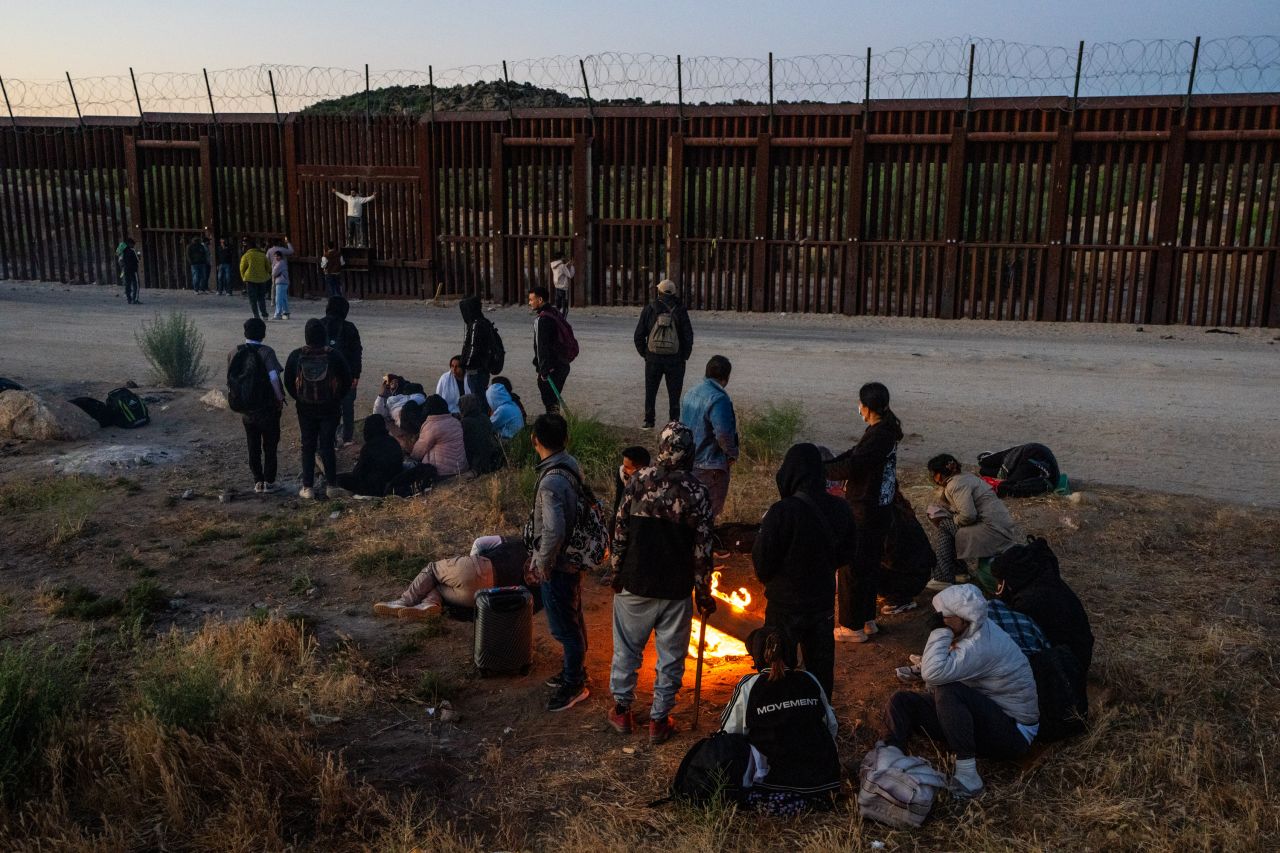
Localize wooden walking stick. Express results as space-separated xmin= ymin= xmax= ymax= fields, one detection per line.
xmin=692 ymin=611 xmax=708 ymax=730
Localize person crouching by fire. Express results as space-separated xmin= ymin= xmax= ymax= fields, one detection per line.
xmin=607 ymin=422 xmax=716 ymax=745
xmin=751 ymin=443 xmax=856 ymax=701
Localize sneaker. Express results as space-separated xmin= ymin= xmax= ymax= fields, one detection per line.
xmin=398 ymin=601 xmax=441 ymax=621
xmin=864 ymin=620 xmax=879 ymax=636
xmin=895 ymin=665 xmax=924 ymax=684
xmin=254 ymin=481 xmax=266 ymax=493
xmin=881 ymin=600 xmax=919 ymax=616
xmin=326 ymin=486 xmax=351 ymax=499
xmin=947 ymin=776 xmax=986 ymax=800
xmin=834 ymin=626 xmax=871 ymax=644
xmin=298 ymin=486 xmax=315 ymax=500
xmin=608 ymin=704 xmax=634 ymax=734
xmin=641 ymin=422 xmax=654 ymax=430
xmin=909 ymin=654 xmax=923 ymax=667
xmin=547 ymin=683 xmax=590 ymax=713
xmin=649 ymin=716 xmax=678 ymax=745
xmin=372 ymin=600 xmax=408 ymax=618
xmin=925 ymin=578 xmax=954 ymax=593
xmin=283 ymin=313 xmax=290 ymax=320
xmin=545 ymin=671 xmax=589 ymax=689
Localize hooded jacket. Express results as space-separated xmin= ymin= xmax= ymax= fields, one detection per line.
xmin=752 ymin=443 xmax=857 ymax=615
xmin=283 ymin=320 xmax=352 ymax=416
xmin=409 ymin=395 xmax=469 ymax=475
xmin=934 ymin=472 xmax=1021 ymax=560
xmin=634 ymin=294 xmax=694 ymax=363
xmin=459 ymin=296 xmax=496 ymax=372
xmin=993 ymin=537 xmax=1094 ymax=672
xmin=346 ymin=415 xmax=405 ymax=496
xmin=322 ymin=298 xmax=363 ymax=380
xmin=824 ymin=417 xmax=904 ymax=517
xmin=532 ymin=304 xmax=568 ymax=374
xmin=612 ymin=422 xmax=715 ymax=600
xmin=528 ymin=449 xmax=584 ymax=579
xmin=979 ymin=443 xmax=1060 ymax=498
xmin=485 ymin=383 xmax=525 ymax=439
xmin=458 ymin=394 xmax=504 ymax=475
xmin=922 ymin=584 xmax=1040 ymax=732
xmin=239 ymin=247 xmax=270 ymax=284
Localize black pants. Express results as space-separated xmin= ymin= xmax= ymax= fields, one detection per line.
xmin=123 ymin=271 xmax=140 ymax=304
xmin=537 ymin=363 xmax=570 ymax=414
xmin=554 ymin=287 xmax=569 ymax=316
xmin=886 ymin=682 xmax=1031 ymax=761
xmin=386 ymin=462 xmax=437 ymax=497
xmin=339 ymin=387 xmax=358 ymax=443
xmin=765 ymin=605 xmax=836 ymax=702
xmin=243 ymin=410 xmax=281 ymax=484
xmin=297 ymin=409 xmax=339 ymax=488
xmin=466 ymin=370 xmax=490 ymax=403
xmin=643 ymin=359 xmax=686 ymax=427
xmin=246 ymin=282 xmax=270 ymax=319
xmin=839 ymin=503 xmax=890 ymax=629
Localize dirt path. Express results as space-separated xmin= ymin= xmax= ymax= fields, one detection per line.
xmin=2 ymin=280 xmax=1278 ymax=506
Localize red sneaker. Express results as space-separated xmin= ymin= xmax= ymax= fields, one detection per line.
xmin=608 ymin=704 xmax=634 ymax=734
xmin=649 ymin=716 xmax=678 ymax=745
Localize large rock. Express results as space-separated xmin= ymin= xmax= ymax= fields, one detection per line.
xmin=0 ymin=391 xmax=99 ymax=441
xmin=199 ymin=388 xmax=230 ymax=410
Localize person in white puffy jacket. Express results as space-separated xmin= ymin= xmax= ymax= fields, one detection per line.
xmin=883 ymin=583 xmax=1038 ymax=798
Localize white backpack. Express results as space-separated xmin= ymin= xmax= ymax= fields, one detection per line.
xmin=857 ymin=744 xmax=948 ymax=829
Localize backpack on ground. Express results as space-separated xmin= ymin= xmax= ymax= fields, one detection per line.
xmin=665 ymin=732 xmax=752 ymax=806
xmin=521 ymin=464 xmax=609 ymax=580
xmin=295 ymin=349 xmax=340 ymax=406
xmin=0 ymin=378 xmax=24 ymax=394
xmin=1029 ymin=645 xmax=1089 ymax=742
xmin=226 ymin=345 xmax=273 ymax=414
xmin=69 ymin=397 xmax=112 ymax=428
xmin=646 ymin=308 xmax=681 ymax=357
xmin=857 ymin=744 xmax=947 ymax=829
xmin=106 ymin=387 xmax=150 ymax=429
xmin=486 ymin=320 xmax=506 ymax=374
xmin=543 ymin=309 xmax=579 ymax=364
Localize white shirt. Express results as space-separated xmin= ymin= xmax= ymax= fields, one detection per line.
xmin=435 ymin=370 xmax=473 ymax=414
xmin=550 ymin=259 xmax=574 ymax=290
xmin=334 ymin=192 xmax=376 ymax=217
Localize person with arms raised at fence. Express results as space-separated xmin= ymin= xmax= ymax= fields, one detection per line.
xmin=322 ymin=296 xmax=363 ymax=448
xmin=119 ymin=237 xmax=141 ymax=305
xmin=924 ymin=454 xmax=1021 ymax=592
xmin=549 ymin=252 xmax=574 ymax=316
xmin=679 ymin=355 xmax=739 ymax=520
xmin=634 ymin=279 xmax=694 ymax=430
xmin=225 ymin=318 xmax=286 ymax=493
xmin=239 ymin=238 xmax=271 ymax=320
xmin=334 ymin=188 xmax=376 ymax=247
xmin=824 ymin=382 xmax=904 ymax=644
xmin=528 ymin=286 xmax=576 ymax=415
xmin=460 ymin=295 xmax=502 ymax=395
xmin=751 ymin=442 xmax=856 ymax=700
xmin=266 ymin=238 xmax=294 ymax=320
xmin=283 ymin=318 xmax=352 ymax=500
xmin=188 ymin=235 xmax=211 ymax=294
xmin=608 ymin=422 xmax=715 ymax=744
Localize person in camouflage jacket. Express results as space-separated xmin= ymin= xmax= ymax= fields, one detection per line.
xmin=607 ymin=421 xmax=717 ymax=743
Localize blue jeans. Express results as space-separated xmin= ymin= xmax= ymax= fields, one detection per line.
xmin=216 ymin=263 xmax=233 ymax=294
xmin=325 ymin=274 xmax=343 ymax=297
xmin=540 ymin=569 xmax=587 ymax=688
xmin=190 ymin=264 xmax=209 ymax=292
xmin=610 ymin=590 xmax=693 ymax=720
xmin=274 ymin=282 xmax=289 ymax=317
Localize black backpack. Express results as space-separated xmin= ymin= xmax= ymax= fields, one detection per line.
xmin=69 ymin=397 xmax=113 ymax=428
xmin=226 ymin=345 xmax=273 ymax=414
xmin=106 ymin=387 xmax=150 ymax=428
xmin=665 ymin=732 xmax=752 ymax=806
xmin=1029 ymin=646 xmax=1088 ymax=742
xmin=486 ymin=320 xmax=506 ymax=374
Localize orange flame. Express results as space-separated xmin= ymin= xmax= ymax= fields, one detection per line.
xmin=710 ymin=569 xmax=751 ymax=611
xmin=690 ymin=568 xmax=752 ymax=659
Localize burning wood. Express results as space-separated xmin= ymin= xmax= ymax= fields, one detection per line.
xmin=689 ymin=568 xmax=762 ymax=659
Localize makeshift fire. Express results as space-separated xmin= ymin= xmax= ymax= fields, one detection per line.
xmin=689 ymin=568 xmax=756 ymax=659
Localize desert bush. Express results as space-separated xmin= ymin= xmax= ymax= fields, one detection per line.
xmin=350 ymin=544 xmax=424 ymax=580
xmin=135 ymin=649 xmax=228 ymax=732
xmin=414 ymin=670 xmax=456 ymax=704
xmin=739 ymin=402 xmax=806 ymax=464
xmin=136 ymin=311 xmax=209 ymax=387
xmin=0 ymin=643 xmax=84 ymax=803
xmin=122 ymin=579 xmax=169 ymax=624
xmin=504 ymin=414 xmax=625 ymax=497
xmin=49 ymin=585 xmax=122 ymax=620
xmin=0 ymin=475 xmax=108 ymax=514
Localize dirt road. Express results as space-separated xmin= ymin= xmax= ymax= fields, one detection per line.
xmin=2 ymin=281 xmax=1278 ymax=506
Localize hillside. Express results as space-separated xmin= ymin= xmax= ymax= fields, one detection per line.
xmin=303 ymin=80 xmax=648 ymax=114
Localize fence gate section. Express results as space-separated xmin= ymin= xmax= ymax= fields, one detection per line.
xmin=124 ymin=127 xmax=213 ymax=291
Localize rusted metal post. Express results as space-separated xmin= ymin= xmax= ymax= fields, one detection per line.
xmin=667 ymin=131 xmax=684 ymax=290
xmin=1183 ymin=36 xmax=1200 ymax=117
xmin=202 ymin=68 xmax=217 ymax=123
xmin=1041 ymin=125 xmax=1075 ymax=321
xmin=751 ymin=133 xmax=771 ymax=311
xmin=940 ymin=125 xmax=969 ymax=318
xmin=964 ymin=43 xmax=975 ymax=123
xmin=579 ymin=58 xmax=595 ymax=130
xmin=1149 ymin=123 xmax=1188 ymax=324
xmin=501 ymin=60 xmax=514 ymax=129
xmin=572 ymin=132 xmax=590 ymax=305
xmin=129 ymin=67 xmax=144 ymax=119
xmin=843 ymin=128 xmax=866 ymax=314
xmin=865 ymin=47 xmax=872 ymax=112
xmin=65 ymin=72 xmax=83 ymax=126
xmin=268 ymin=69 xmax=281 ymax=126
xmin=676 ymin=54 xmax=685 ymax=130
xmin=490 ymin=132 xmax=507 ymax=301
xmin=428 ymin=65 xmax=436 ymax=121
xmin=767 ymin=51 xmax=775 ymax=131
xmin=0 ymin=75 xmax=16 ymax=129
xmin=1071 ymin=41 xmax=1084 ymax=114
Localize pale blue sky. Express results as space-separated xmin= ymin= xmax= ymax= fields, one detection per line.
xmin=3 ymin=0 xmax=1276 ymax=80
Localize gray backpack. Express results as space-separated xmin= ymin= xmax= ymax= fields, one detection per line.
xmin=857 ymin=744 xmax=947 ymax=829
xmin=647 ymin=309 xmax=680 ymax=357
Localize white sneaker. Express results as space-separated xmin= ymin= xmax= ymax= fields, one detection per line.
xmin=372 ymin=600 xmax=408 ymax=618
xmin=864 ymin=620 xmax=880 ymax=636
xmin=254 ymin=481 xmax=265 ymax=493
xmin=398 ymin=602 xmax=441 ymax=621
xmin=909 ymin=654 xmax=923 ymax=667
xmin=834 ymin=626 xmax=870 ymax=643
xmin=299 ymin=486 xmax=315 ymax=500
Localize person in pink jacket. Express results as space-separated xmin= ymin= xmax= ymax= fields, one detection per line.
xmin=409 ymin=394 xmax=470 ymax=477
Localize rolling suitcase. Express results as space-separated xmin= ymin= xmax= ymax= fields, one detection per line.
xmin=474 ymin=586 xmax=533 ymax=676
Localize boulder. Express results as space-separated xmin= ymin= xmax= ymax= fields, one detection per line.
xmin=0 ymin=391 xmax=99 ymax=441
xmin=199 ymin=388 xmax=230 ymax=410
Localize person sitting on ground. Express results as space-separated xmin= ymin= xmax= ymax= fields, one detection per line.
xmin=991 ymin=537 xmax=1094 ymax=675
xmin=985 ymin=599 xmax=1051 ymax=657
xmin=751 ymin=442 xmax=856 ymax=701
xmin=435 ymin=355 xmax=473 ymax=415
xmin=924 ymin=454 xmax=1021 ymax=592
xmin=978 ymin=443 xmax=1061 ymax=499
xmin=409 ymin=394 xmax=470 ymax=478
xmin=373 ymin=536 xmax=531 ymax=620
xmin=486 ymin=378 xmax=526 ymax=440
xmin=876 ymin=489 xmax=935 ymax=615
xmin=883 ymin=583 xmax=1039 ymax=799
xmin=458 ymin=393 xmax=505 ymax=475
xmin=373 ymin=373 xmax=427 ymax=428
xmin=333 ymin=414 xmax=405 ymax=498
xmin=720 ymin=628 xmax=840 ymax=816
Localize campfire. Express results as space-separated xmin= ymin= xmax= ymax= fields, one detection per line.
xmin=689 ymin=568 xmax=753 ymax=659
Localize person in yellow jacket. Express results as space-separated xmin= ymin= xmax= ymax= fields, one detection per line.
xmin=239 ymin=239 xmax=272 ymax=321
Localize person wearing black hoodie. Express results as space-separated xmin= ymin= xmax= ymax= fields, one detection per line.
xmin=322 ymin=297 xmax=363 ymax=447
xmin=824 ymin=382 xmax=905 ymax=644
xmin=752 ymin=443 xmax=856 ymax=700
xmin=458 ymin=393 xmax=505 ymax=475
xmin=335 ymin=414 xmax=405 ymax=497
xmin=992 ymin=537 xmax=1094 ymax=674
xmin=284 ymin=318 xmax=353 ymax=500
xmin=634 ymin=279 xmax=694 ymax=429
xmin=459 ymin=295 xmax=498 ymax=394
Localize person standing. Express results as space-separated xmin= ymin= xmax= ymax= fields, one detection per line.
xmin=634 ymin=279 xmax=694 ymax=430
xmin=607 ymin=422 xmax=715 ymax=744
xmin=679 ymin=355 xmax=739 ymax=519
xmin=215 ymin=237 xmax=235 ymax=296
xmin=751 ymin=443 xmax=856 ymax=701
xmin=323 ymin=296 xmax=363 ymax=448
xmin=526 ymin=414 xmax=591 ymax=713
xmin=824 ymin=382 xmax=904 ymax=644
xmin=528 ymin=286 xmax=573 ymax=415
xmin=267 ymin=238 xmax=294 ymax=320
xmin=226 ymin=318 xmax=286 ymax=493
xmin=333 ymin=189 xmax=376 ymax=246
xmin=459 ymin=295 xmax=497 ymax=395
xmin=320 ymin=242 xmax=344 ymax=297
xmin=549 ymin=252 xmax=574 ymax=316
xmin=239 ymin=239 xmax=271 ymax=321
xmin=284 ymin=319 xmax=352 ymax=500
xmin=119 ymin=238 xmax=141 ymax=305
xmin=187 ymin=236 xmax=210 ymax=294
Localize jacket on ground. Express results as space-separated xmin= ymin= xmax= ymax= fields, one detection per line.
xmin=634 ymin=294 xmax=694 ymax=363
xmin=485 ymin=383 xmax=525 ymax=439
xmin=528 ymin=450 xmax=583 ymax=579
xmin=824 ymin=418 xmax=903 ymax=515
xmin=993 ymin=537 xmax=1094 ymax=672
xmin=721 ymin=668 xmax=840 ymax=794
xmin=752 ymin=443 xmax=856 ymax=615
xmin=460 ymin=296 xmax=496 ymax=372
xmin=346 ymin=415 xmax=405 ymax=496
xmin=612 ymin=423 xmax=715 ymax=600
xmin=934 ymin=472 xmax=1021 ymax=560
xmin=680 ymin=377 xmax=739 ymax=471
xmin=980 ymin=443 xmax=1060 ymax=496
xmin=922 ymin=584 xmax=1039 ymax=728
